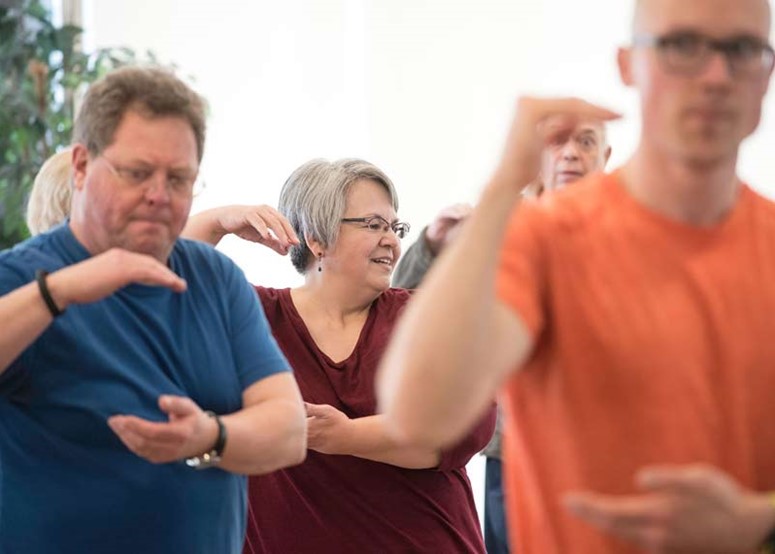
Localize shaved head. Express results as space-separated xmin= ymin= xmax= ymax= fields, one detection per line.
xmin=621 ymin=0 xmax=774 ymax=167
xmin=632 ymin=0 xmax=771 ymax=37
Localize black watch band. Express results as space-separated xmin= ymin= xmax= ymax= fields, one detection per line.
xmin=35 ymin=269 xmax=64 ymax=318
xmin=185 ymin=411 xmax=227 ymax=469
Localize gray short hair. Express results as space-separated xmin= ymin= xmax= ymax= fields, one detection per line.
xmin=279 ymin=158 xmax=399 ymax=274
xmin=73 ymin=65 xmax=207 ymax=162
xmin=26 ymin=148 xmax=73 ymax=235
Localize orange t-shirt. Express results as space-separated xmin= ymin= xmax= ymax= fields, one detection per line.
xmin=496 ymin=171 xmax=775 ymax=554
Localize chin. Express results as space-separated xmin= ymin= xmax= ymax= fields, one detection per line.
xmin=672 ymin=134 xmax=739 ymax=168
xmin=128 ymin=238 xmax=174 ymax=262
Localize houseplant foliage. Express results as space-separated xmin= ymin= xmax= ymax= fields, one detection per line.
xmin=0 ymin=0 xmax=147 ymax=249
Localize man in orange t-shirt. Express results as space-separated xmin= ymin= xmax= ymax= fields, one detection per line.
xmin=378 ymin=0 xmax=775 ymax=552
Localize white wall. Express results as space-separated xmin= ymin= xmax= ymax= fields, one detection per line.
xmin=84 ymin=0 xmax=775 ymax=282
xmin=83 ymin=0 xmax=775 ymax=525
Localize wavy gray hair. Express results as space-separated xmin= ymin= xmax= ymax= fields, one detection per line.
xmin=279 ymin=158 xmax=399 ymax=274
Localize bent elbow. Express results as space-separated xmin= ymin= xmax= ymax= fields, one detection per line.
xmin=278 ymin=401 xmax=308 ymax=468
xmin=382 ymin=411 xmax=452 ymax=452
xmin=285 ymin=420 xmax=307 ymax=467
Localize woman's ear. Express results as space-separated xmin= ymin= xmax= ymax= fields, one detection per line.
xmin=304 ymin=232 xmax=327 ymax=259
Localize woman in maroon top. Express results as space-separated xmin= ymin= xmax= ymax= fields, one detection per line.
xmin=185 ymin=158 xmax=495 ymax=553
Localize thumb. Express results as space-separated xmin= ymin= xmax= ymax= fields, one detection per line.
xmin=305 ymin=402 xmax=331 ymax=418
xmin=159 ymin=395 xmax=198 ymax=419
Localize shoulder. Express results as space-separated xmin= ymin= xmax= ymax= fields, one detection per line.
xmin=505 ymin=171 xmax=619 ymax=242
xmin=252 ymin=286 xmax=289 ymax=323
xmin=0 ymin=226 xmax=70 ymax=281
xmin=253 ymin=285 xmax=284 ymax=307
xmin=532 ymin=172 xmax=614 ymax=226
xmin=375 ymin=287 xmax=413 ymax=317
xmin=745 ymin=185 xmax=775 ymax=222
xmin=172 ymin=239 xmax=246 ymax=284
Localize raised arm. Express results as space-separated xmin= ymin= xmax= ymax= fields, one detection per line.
xmin=377 ymin=97 xmax=620 ymax=448
xmin=0 ymin=248 xmax=186 ymax=375
xmin=392 ymin=203 xmax=472 ymax=289
xmin=182 ymin=205 xmax=298 ymax=252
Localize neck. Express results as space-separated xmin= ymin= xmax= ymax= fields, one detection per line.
xmin=293 ymin=275 xmax=376 ymax=325
xmin=622 ymin=142 xmax=741 ymax=226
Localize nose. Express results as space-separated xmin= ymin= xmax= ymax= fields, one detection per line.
xmin=698 ymin=51 xmax=734 ymax=85
xmin=380 ymin=226 xmax=401 ymax=248
xmin=560 ymin=140 xmax=581 ymax=160
xmin=143 ymin=171 xmax=172 ymax=204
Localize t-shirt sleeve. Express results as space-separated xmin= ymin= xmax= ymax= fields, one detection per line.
xmin=0 ymin=254 xmax=38 ymax=388
xmin=436 ymin=401 xmax=497 ymax=471
xmin=496 ymin=201 xmax=547 ymax=338
xmin=224 ymin=262 xmax=291 ymax=390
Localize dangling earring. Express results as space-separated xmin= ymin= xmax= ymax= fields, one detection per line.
xmin=317 ymin=253 xmax=323 ymax=273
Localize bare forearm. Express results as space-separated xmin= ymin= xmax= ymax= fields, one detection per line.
xmin=0 ymin=282 xmax=55 ymax=373
xmin=379 ymin=176 xmax=529 ymax=447
xmin=181 ymin=207 xmax=228 ymax=246
xmin=342 ymin=415 xmax=440 ymax=469
xmin=219 ymin=398 xmax=306 ymax=475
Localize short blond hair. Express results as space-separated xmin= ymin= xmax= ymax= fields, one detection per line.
xmin=26 ymin=148 xmax=73 ymax=235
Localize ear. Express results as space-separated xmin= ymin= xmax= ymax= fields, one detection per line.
xmin=304 ymin=232 xmax=325 ymax=259
xmin=763 ymin=59 xmax=774 ymax=94
xmin=603 ymin=145 xmax=613 ymax=165
xmin=71 ymin=144 xmax=90 ymax=191
xmin=617 ymin=47 xmax=634 ymax=87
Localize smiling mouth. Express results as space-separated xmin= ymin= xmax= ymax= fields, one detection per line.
xmin=371 ymin=258 xmax=393 ymax=267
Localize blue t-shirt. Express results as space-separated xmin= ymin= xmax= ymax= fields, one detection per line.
xmin=0 ymin=223 xmax=290 ymax=553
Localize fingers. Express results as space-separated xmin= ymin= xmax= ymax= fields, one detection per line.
xmin=636 ymin=464 xmax=732 ymax=495
xmin=158 ymin=395 xmax=198 ymax=419
xmin=518 ymin=96 xmax=621 ymax=126
xmin=564 ymin=492 xmax=670 ymax=551
xmin=436 ymin=203 xmax=473 ymax=221
xmin=245 ymin=207 xmax=299 ymax=254
xmin=108 ymin=415 xmax=189 ymax=463
xmin=304 ymin=402 xmax=331 ymax=418
xmin=564 ymin=491 xmax=668 ymax=530
xmin=117 ymin=250 xmax=187 ymax=292
xmin=135 ymin=263 xmax=187 ymax=292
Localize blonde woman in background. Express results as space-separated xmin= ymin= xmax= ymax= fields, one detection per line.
xmin=25 ymin=148 xmax=73 ymax=236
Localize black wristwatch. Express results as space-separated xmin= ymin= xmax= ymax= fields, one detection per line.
xmin=184 ymin=411 xmax=227 ymax=469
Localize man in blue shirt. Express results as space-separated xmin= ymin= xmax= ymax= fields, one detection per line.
xmin=0 ymin=66 xmax=306 ymax=553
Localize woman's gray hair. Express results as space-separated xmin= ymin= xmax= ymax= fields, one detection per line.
xmin=279 ymin=158 xmax=399 ymax=274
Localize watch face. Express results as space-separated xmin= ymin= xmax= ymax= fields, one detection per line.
xmin=185 ymin=451 xmax=222 ymax=469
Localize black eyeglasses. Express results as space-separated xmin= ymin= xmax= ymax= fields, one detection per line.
xmin=634 ymin=32 xmax=775 ymax=78
xmin=341 ymin=215 xmax=411 ymax=239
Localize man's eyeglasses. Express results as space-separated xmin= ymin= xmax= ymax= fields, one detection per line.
xmin=100 ymin=156 xmax=205 ymax=196
xmin=634 ymin=32 xmax=775 ymax=78
xmin=341 ymin=215 xmax=411 ymax=239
